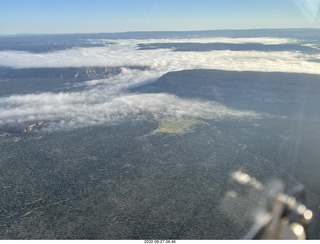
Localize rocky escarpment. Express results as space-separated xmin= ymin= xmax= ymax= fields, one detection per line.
xmin=0 ymin=66 xmax=148 ymax=96
xmin=0 ymin=66 xmax=148 ymax=79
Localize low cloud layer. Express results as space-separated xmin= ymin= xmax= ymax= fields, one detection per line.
xmin=0 ymin=36 xmax=319 ymax=131
xmin=0 ymin=69 xmax=261 ymax=131
xmin=1 ymin=37 xmax=320 ymax=74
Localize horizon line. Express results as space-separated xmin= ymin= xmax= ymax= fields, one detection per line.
xmin=1 ymin=27 xmax=320 ymax=37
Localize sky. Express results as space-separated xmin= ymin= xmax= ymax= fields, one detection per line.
xmin=0 ymin=0 xmax=320 ymax=34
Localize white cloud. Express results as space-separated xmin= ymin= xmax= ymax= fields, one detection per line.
xmin=0 ymin=37 xmax=318 ymax=131
xmin=0 ymin=37 xmax=317 ymax=74
xmin=0 ymin=89 xmax=261 ymax=131
xmin=0 ymin=67 xmax=262 ymax=131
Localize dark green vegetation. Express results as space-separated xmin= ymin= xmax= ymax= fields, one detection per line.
xmin=1 ymin=116 xmax=312 ymax=239
xmin=1 ymin=69 xmax=320 ymax=239
xmin=134 ymin=70 xmax=320 ymax=193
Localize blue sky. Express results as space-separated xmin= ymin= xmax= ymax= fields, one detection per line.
xmin=0 ymin=0 xmax=319 ymax=34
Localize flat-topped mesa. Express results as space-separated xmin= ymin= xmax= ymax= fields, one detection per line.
xmin=132 ymin=69 xmax=320 ymax=117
